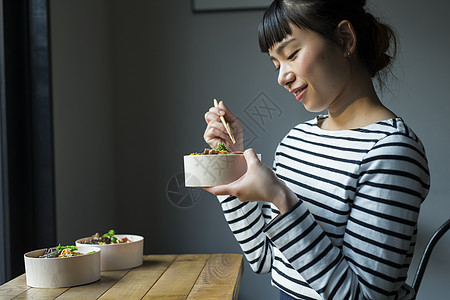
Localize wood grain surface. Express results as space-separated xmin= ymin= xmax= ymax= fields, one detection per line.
xmin=0 ymin=254 xmax=243 ymax=300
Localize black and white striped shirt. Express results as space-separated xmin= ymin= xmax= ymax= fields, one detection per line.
xmin=218 ymin=116 xmax=430 ymax=299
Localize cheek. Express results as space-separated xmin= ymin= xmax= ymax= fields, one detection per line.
xmin=299 ymin=49 xmax=334 ymax=77
xmin=296 ymin=51 xmax=316 ymax=74
xmin=315 ymin=52 xmax=347 ymax=89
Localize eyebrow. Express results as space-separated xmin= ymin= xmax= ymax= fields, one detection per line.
xmin=269 ymin=38 xmax=296 ymax=60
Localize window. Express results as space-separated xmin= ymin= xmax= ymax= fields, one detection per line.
xmin=0 ymin=0 xmax=56 ymax=284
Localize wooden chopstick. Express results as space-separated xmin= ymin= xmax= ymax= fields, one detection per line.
xmin=214 ymin=99 xmax=236 ymax=144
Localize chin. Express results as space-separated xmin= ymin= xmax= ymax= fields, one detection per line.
xmin=300 ymin=97 xmax=327 ymax=113
xmin=303 ymin=105 xmax=326 ymax=113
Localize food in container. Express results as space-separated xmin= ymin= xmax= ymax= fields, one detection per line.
xmin=38 ymin=244 xmax=95 ymax=258
xmin=24 ymin=245 xmax=100 ymax=288
xmin=76 ymin=230 xmax=143 ymax=271
xmin=77 ymin=229 xmax=132 ymax=245
xmin=184 ymin=144 xmax=260 ymax=187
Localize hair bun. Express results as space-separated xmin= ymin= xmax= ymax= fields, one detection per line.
xmin=358 ymin=0 xmax=367 ymax=8
xmin=346 ymin=0 xmax=367 ymax=10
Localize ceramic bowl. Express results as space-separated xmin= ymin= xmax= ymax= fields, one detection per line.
xmin=75 ymin=234 xmax=143 ymax=271
xmin=24 ymin=246 xmax=100 ymax=288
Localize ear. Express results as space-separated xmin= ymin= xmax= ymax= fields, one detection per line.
xmin=336 ymin=20 xmax=357 ymax=57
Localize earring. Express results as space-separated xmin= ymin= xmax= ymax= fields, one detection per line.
xmin=346 ymin=52 xmax=351 ymax=58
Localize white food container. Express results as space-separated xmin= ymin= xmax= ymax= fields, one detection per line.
xmin=24 ymin=246 xmax=101 ymax=288
xmin=75 ymin=234 xmax=144 ymax=271
xmin=184 ymin=153 xmax=260 ymax=187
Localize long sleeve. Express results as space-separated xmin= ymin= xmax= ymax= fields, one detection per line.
xmin=215 ymin=117 xmax=429 ymax=300
xmin=217 ymin=195 xmax=274 ymax=274
xmin=264 ymin=131 xmax=429 ymax=299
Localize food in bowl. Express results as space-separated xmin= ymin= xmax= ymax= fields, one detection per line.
xmin=78 ymin=229 xmax=131 ymax=245
xmin=189 ymin=143 xmax=243 ymax=155
xmin=24 ymin=245 xmax=100 ymax=288
xmin=184 ymin=144 xmax=259 ymax=187
xmin=75 ymin=230 xmax=144 ymax=271
xmin=39 ymin=244 xmax=94 ymax=258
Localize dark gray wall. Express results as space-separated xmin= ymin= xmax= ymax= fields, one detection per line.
xmin=51 ymin=0 xmax=450 ymax=299
xmin=51 ymin=2 xmax=116 ymax=237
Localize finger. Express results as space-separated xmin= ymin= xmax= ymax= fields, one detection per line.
xmin=204 ymin=126 xmax=232 ymax=145
xmin=218 ymin=101 xmax=238 ymax=122
xmin=203 ymin=176 xmax=244 ymax=196
xmin=205 ymin=121 xmax=231 ymax=139
xmin=204 ymin=110 xmax=222 ymax=124
xmin=202 ymin=184 xmax=231 ymax=196
xmin=209 ymin=120 xmax=228 ymax=133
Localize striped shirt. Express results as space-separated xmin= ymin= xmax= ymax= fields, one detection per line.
xmin=218 ymin=116 xmax=430 ymax=299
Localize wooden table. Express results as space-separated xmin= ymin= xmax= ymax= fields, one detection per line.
xmin=0 ymin=253 xmax=244 ymax=300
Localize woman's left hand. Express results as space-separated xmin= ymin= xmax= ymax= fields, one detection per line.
xmin=203 ymin=149 xmax=298 ymax=214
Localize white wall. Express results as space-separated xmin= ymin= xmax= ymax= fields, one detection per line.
xmin=51 ymin=0 xmax=450 ymax=299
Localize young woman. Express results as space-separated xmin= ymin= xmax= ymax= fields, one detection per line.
xmin=203 ymin=0 xmax=430 ymax=299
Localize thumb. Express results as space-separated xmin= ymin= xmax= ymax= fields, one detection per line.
xmin=243 ymin=148 xmax=260 ymax=165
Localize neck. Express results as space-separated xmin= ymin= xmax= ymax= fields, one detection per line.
xmin=323 ymin=69 xmax=396 ymax=131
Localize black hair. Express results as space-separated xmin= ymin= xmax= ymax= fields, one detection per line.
xmin=258 ymin=0 xmax=397 ymax=81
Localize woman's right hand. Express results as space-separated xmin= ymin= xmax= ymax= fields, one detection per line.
xmin=204 ymin=100 xmax=244 ymax=152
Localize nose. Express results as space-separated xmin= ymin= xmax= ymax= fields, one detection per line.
xmin=277 ymin=65 xmax=295 ymax=88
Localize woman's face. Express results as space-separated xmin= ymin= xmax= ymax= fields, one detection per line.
xmin=268 ymin=25 xmax=351 ymax=112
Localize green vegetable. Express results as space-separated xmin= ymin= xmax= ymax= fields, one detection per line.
xmin=216 ymin=143 xmax=230 ymax=152
xmin=104 ymin=229 xmax=118 ymax=243
xmin=56 ymin=244 xmax=78 ymax=252
xmin=103 ymin=229 xmax=115 ymax=237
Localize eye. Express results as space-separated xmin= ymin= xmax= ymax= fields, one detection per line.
xmin=271 ymin=61 xmax=280 ymax=72
xmin=287 ymin=50 xmax=299 ymax=60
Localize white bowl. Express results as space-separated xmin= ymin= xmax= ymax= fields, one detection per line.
xmin=184 ymin=153 xmax=260 ymax=187
xmin=75 ymin=234 xmax=143 ymax=271
xmin=24 ymin=246 xmax=100 ymax=288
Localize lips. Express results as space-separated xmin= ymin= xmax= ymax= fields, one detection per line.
xmin=290 ymin=85 xmax=308 ymax=102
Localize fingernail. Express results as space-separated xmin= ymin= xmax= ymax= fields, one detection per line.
xmin=219 ymin=110 xmax=225 ymax=115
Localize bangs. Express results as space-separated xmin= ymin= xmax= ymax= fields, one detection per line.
xmin=258 ymin=1 xmax=339 ymax=53
xmin=258 ymin=1 xmax=292 ymax=53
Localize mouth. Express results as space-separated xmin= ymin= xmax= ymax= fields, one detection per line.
xmin=290 ymin=85 xmax=308 ymax=101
